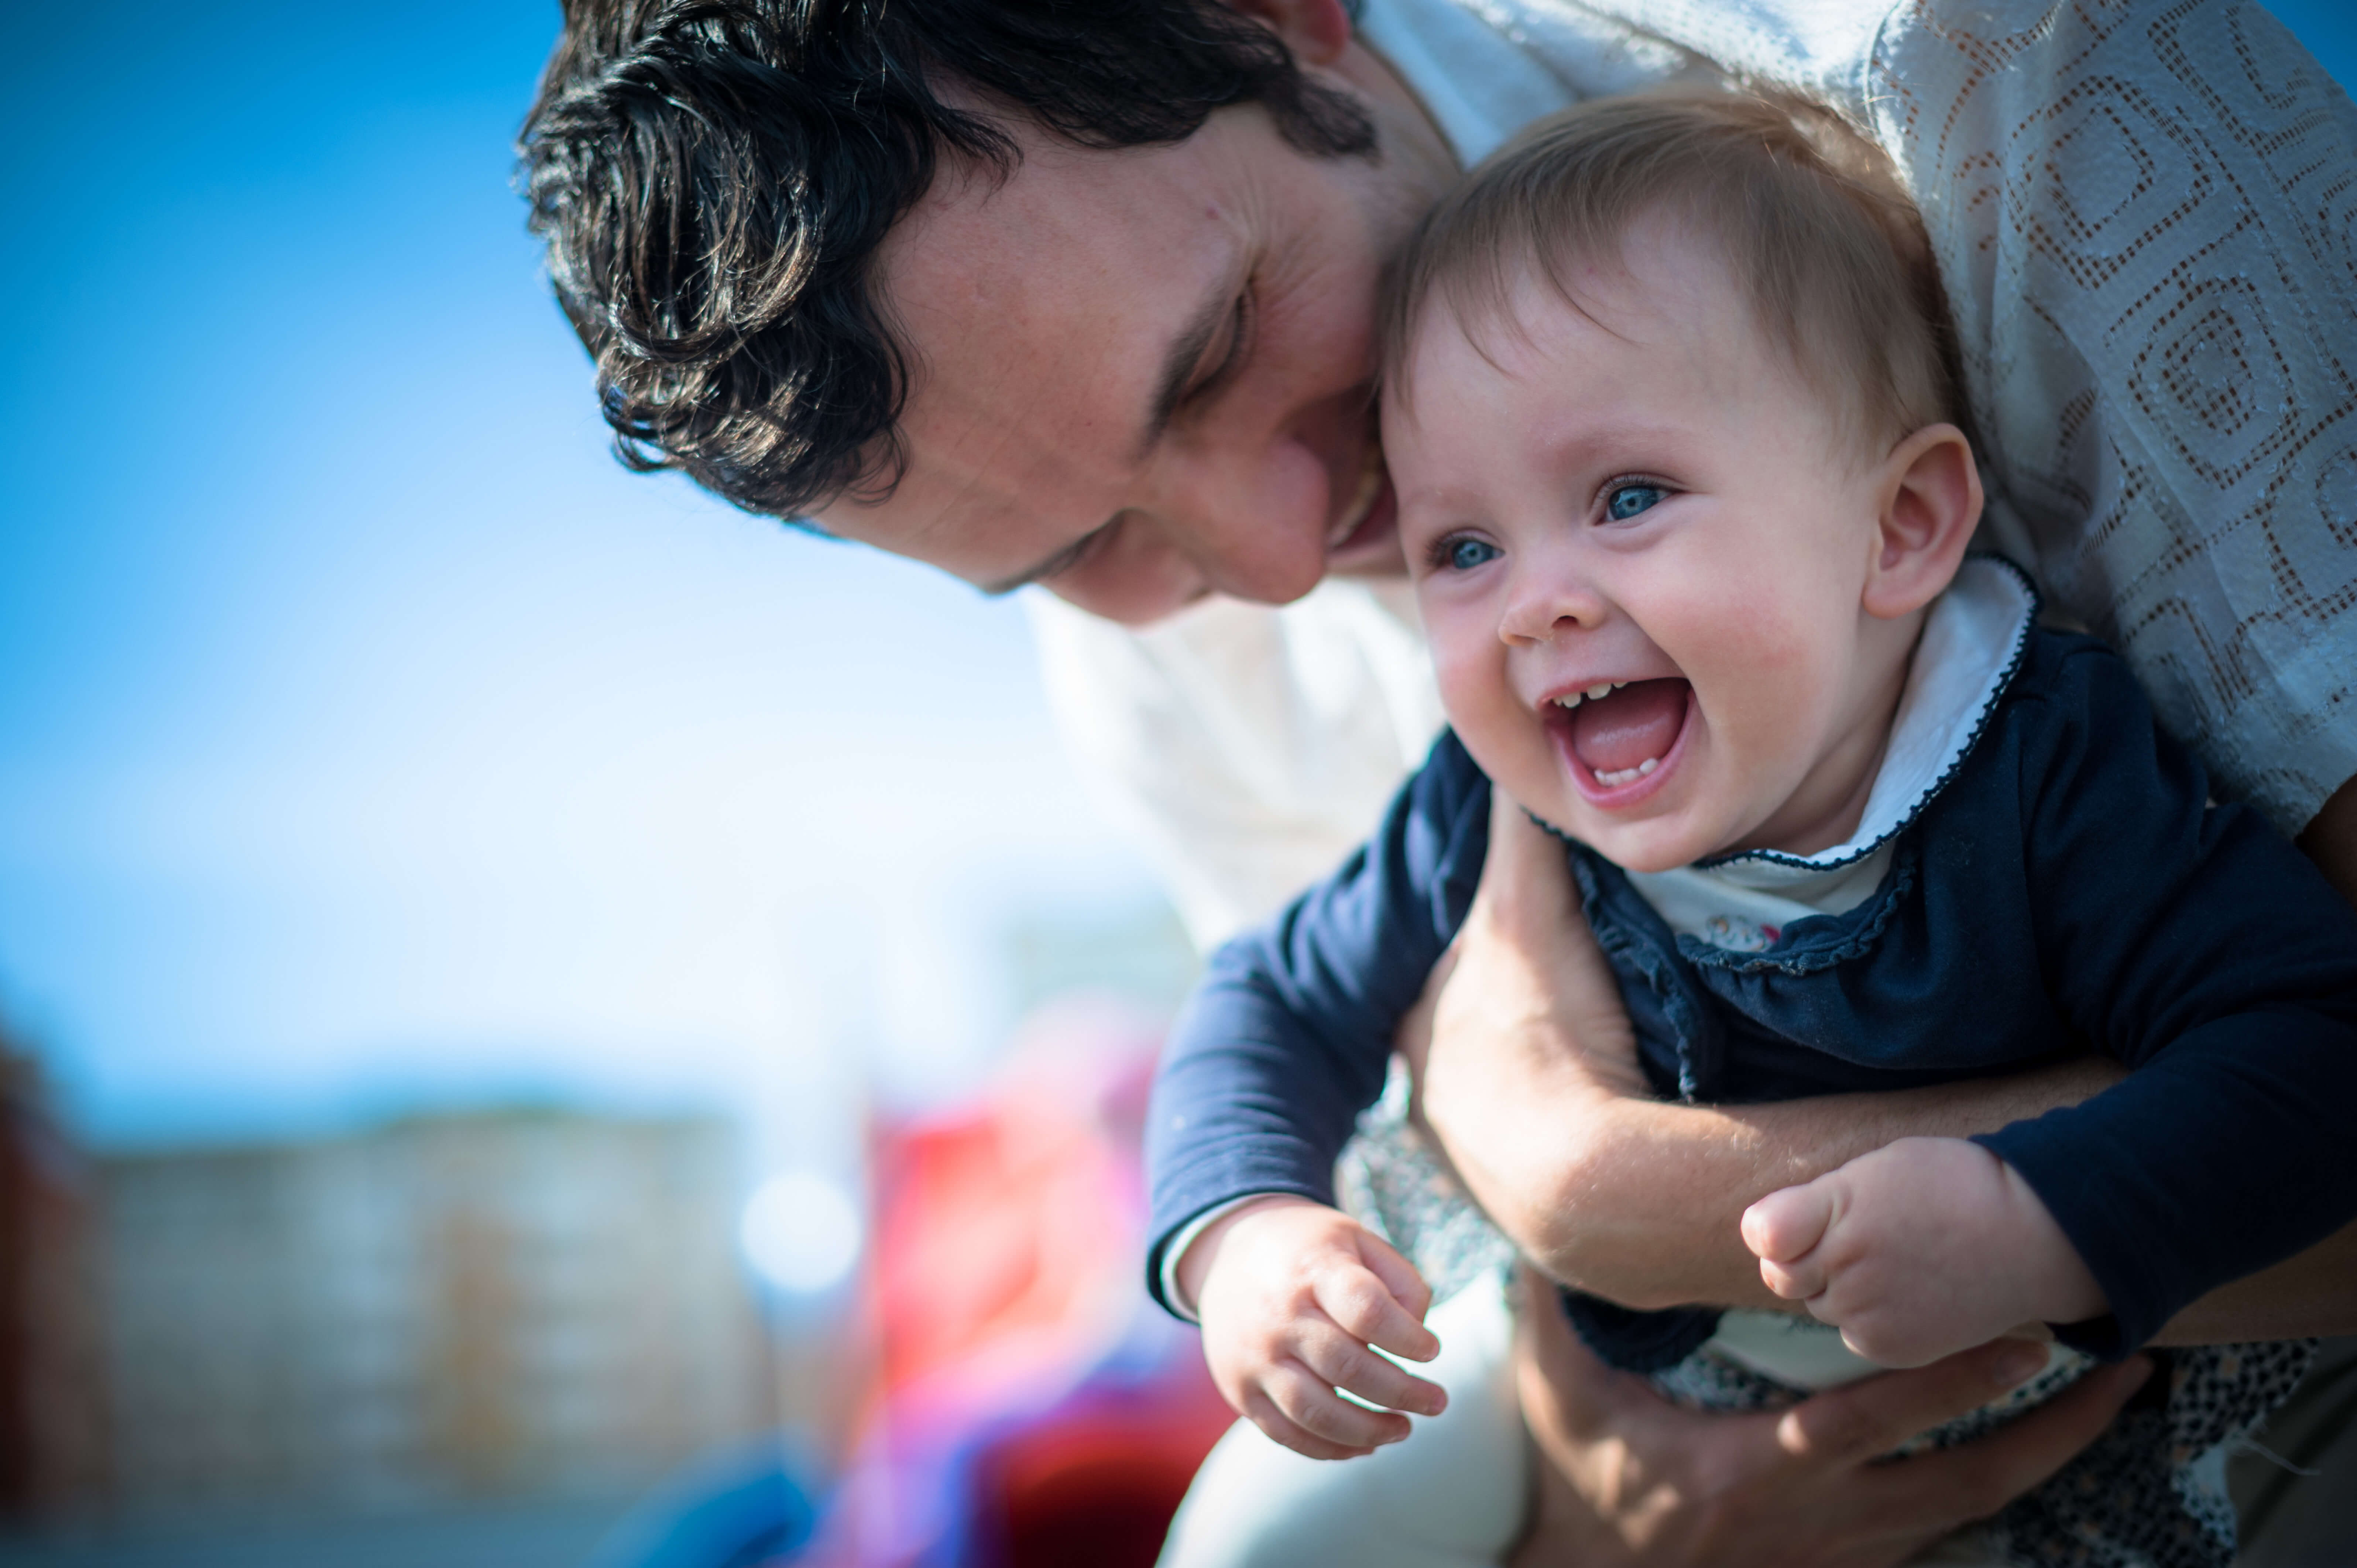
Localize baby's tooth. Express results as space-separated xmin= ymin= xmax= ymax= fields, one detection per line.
xmin=1557 ymin=693 xmax=1583 ymax=709
xmin=1611 ymin=681 xmax=1626 ymax=691
xmin=1586 ymin=682 xmax=1611 ymax=701
xmin=1637 ymin=758 xmax=1657 ymax=776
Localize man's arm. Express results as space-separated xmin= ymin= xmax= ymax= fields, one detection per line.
xmin=1411 ymin=788 xmax=2357 ymax=1338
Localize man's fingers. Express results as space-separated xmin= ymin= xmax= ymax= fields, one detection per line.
xmin=1510 ymin=1265 xmax=1652 ymax=1434
xmin=1238 ymin=1389 xmax=1378 ymax=1462
xmin=1477 ymin=784 xmax=1571 ymax=908
xmin=1320 ymin=1259 xmax=1440 ymax=1363
xmin=1261 ymin=1359 xmax=1415 ymax=1451
xmin=1776 ymin=1337 xmax=2056 ymax=1466
xmin=1295 ymin=1323 xmax=1448 ymax=1417
xmin=1862 ymin=1356 xmax=2154 ymax=1532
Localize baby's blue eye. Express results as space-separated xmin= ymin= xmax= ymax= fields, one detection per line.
xmin=1606 ymin=484 xmax=1667 ymax=522
xmin=1446 ymin=537 xmax=1501 ymax=571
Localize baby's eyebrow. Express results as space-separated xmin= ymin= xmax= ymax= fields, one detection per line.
xmin=1543 ymin=420 xmax=1692 ymax=470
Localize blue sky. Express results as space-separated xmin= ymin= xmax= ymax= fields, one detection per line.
xmin=2 ymin=2 xmax=2350 ymax=1149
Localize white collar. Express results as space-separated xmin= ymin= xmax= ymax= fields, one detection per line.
xmin=1700 ymin=556 xmax=2038 ymax=882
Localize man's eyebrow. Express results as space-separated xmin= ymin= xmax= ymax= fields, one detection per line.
xmin=978 ymin=271 xmax=1238 ymax=598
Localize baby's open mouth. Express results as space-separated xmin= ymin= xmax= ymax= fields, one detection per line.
xmin=1550 ymin=678 xmax=1695 ymax=799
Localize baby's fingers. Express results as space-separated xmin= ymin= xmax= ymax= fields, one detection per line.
xmin=1743 ymin=1183 xmax=1837 ymax=1300
xmin=1742 ymin=1180 xmax=1835 ymax=1264
xmin=1259 ymin=1360 xmax=1414 ymax=1453
xmin=1297 ymin=1320 xmax=1448 ymax=1418
xmin=1759 ymin=1253 xmax=1829 ymax=1303
xmin=1326 ymin=1244 xmax=1440 ymax=1363
xmin=1238 ymin=1387 xmax=1380 ymax=1462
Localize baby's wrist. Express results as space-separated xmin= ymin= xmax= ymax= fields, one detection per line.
xmin=1997 ymin=1159 xmax=2108 ymax=1326
xmin=1173 ymin=1194 xmax=1322 ymax=1317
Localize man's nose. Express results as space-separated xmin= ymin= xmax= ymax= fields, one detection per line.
xmin=1156 ymin=440 xmax=1334 ymax=606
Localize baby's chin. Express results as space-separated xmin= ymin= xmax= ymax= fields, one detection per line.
xmin=1530 ymin=792 xmax=1721 ymax=872
xmin=1584 ymin=826 xmax=1716 ymax=874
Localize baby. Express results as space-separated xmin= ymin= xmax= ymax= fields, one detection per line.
xmin=1145 ymin=92 xmax=2357 ymax=1566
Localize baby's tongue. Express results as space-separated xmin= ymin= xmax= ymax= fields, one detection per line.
xmin=1570 ymin=678 xmax=1689 ymax=776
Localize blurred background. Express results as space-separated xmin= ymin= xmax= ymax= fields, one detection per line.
xmin=1 ymin=3 xmax=2350 ymax=1565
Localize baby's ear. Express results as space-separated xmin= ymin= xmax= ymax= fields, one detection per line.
xmin=1863 ymin=424 xmax=1982 ymax=621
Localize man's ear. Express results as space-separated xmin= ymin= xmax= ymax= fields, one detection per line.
xmin=1225 ymin=0 xmax=1355 ymax=66
xmin=1862 ymin=423 xmax=1982 ymax=620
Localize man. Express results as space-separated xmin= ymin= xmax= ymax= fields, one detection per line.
xmin=519 ymin=1 xmax=2357 ymax=1560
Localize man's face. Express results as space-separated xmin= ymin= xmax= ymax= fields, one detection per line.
xmin=816 ymin=35 xmax=1455 ymax=625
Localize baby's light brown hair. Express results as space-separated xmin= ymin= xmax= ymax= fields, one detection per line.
xmin=1380 ymin=90 xmax=1962 ymax=460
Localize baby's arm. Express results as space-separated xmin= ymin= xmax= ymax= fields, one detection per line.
xmin=1741 ymin=1137 xmax=2104 ymax=1365
xmin=1143 ymin=737 xmax=1493 ymax=1445
xmin=1176 ymin=1195 xmax=1446 ymax=1458
xmin=1748 ymin=644 xmax=2357 ymax=1363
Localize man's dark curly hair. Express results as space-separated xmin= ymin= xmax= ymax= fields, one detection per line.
xmin=518 ymin=1 xmax=1377 ymax=521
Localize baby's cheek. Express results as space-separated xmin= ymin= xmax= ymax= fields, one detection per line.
xmin=1668 ymin=597 xmax=1820 ymax=725
xmin=1431 ymin=653 xmax=1556 ymax=802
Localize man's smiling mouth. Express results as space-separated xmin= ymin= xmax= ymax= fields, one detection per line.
xmin=1325 ymin=440 xmax=1403 ymax=574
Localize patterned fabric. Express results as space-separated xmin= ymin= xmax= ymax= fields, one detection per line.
xmin=1334 ymin=1062 xmax=1518 ymax=1306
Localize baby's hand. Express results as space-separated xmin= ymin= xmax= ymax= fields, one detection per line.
xmin=1739 ymin=1137 xmax=2108 ymax=1368
xmin=1181 ymin=1196 xmax=1447 ymax=1459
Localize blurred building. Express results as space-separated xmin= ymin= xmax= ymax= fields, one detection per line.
xmin=0 ymin=1040 xmax=106 ymax=1520
xmin=97 ymin=1109 xmax=772 ymax=1518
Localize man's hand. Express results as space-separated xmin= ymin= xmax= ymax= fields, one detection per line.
xmin=1507 ymin=1267 xmax=2153 ymax=1568
xmin=1181 ymin=1196 xmax=1448 ymax=1460
xmin=1743 ymin=1137 xmax=2107 ymax=1367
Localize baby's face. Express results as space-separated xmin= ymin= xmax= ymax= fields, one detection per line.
xmin=1386 ymin=219 xmax=1924 ymax=870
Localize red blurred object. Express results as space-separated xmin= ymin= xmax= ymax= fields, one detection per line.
xmin=977 ymin=1380 xmax=1237 ymax=1568
xmin=793 ymin=1003 xmax=1234 ymax=1568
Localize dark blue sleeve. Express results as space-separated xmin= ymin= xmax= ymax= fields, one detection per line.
xmin=1975 ymin=639 xmax=2357 ymax=1355
xmin=1143 ymin=732 xmax=1493 ymax=1316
